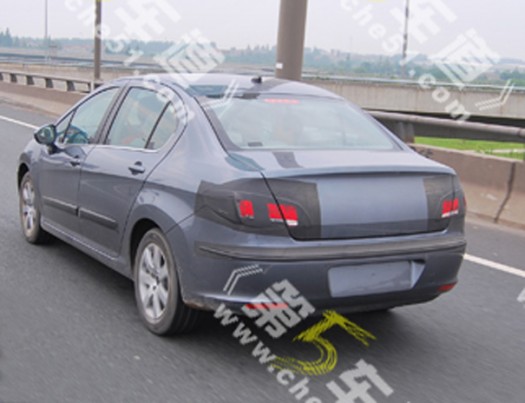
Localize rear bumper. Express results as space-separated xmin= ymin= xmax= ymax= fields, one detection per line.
xmin=173 ymin=227 xmax=466 ymax=314
xmin=197 ymin=234 xmax=466 ymax=261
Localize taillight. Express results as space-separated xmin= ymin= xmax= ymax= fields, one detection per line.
xmin=441 ymin=198 xmax=460 ymax=218
xmin=438 ymin=283 xmax=457 ymax=293
xmin=237 ymin=200 xmax=299 ymax=227
xmin=267 ymin=203 xmax=299 ymax=227
xmin=238 ymin=199 xmax=255 ymax=219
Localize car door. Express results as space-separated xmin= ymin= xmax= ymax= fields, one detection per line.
xmin=77 ymin=84 xmax=184 ymax=257
xmin=38 ymin=87 xmax=121 ymax=235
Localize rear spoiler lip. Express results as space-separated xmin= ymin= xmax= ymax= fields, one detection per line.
xmin=260 ymin=164 xmax=455 ymax=179
xmin=227 ymin=149 xmax=456 ymax=178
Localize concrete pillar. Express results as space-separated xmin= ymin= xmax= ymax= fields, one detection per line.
xmin=275 ymin=0 xmax=308 ymax=81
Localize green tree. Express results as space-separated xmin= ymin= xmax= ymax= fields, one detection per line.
xmin=4 ymin=28 xmax=13 ymax=47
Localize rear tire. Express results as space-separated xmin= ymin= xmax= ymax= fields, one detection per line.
xmin=133 ymin=228 xmax=199 ymax=335
xmin=19 ymin=172 xmax=49 ymax=244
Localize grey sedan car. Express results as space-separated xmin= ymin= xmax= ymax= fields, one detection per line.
xmin=17 ymin=74 xmax=466 ymax=335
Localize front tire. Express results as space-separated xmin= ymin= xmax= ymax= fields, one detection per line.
xmin=19 ymin=172 xmax=49 ymax=244
xmin=133 ymin=228 xmax=199 ymax=335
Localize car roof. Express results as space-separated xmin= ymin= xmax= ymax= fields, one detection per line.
xmin=120 ymin=73 xmax=342 ymax=99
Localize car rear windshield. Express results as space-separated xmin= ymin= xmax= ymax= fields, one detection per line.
xmin=203 ymin=95 xmax=399 ymax=151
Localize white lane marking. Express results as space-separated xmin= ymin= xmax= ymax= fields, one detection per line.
xmin=465 ymin=254 xmax=525 ymax=279
xmin=0 ymin=115 xmax=38 ymax=130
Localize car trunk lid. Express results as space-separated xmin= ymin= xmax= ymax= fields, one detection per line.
xmin=229 ymin=150 xmax=459 ymax=240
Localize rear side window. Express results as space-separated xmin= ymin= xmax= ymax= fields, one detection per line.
xmin=106 ymin=88 xmax=168 ymax=149
xmin=206 ymin=96 xmax=398 ymax=151
xmin=146 ymin=103 xmax=181 ymax=150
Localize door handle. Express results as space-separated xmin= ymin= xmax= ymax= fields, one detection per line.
xmin=128 ymin=162 xmax=146 ymax=175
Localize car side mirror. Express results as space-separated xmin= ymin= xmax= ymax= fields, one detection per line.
xmin=34 ymin=124 xmax=57 ymax=146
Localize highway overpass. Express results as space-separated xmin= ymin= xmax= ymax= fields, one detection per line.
xmin=311 ymin=78 xmax=525 ymax=122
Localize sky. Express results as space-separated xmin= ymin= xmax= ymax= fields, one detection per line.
xmin=1 ymin=0 xmax=523 ymax=61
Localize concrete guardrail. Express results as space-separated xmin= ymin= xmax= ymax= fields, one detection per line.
xmin=0 ymin=69 xmax=101 ymax=93
xmin=413 ymin=145 xmax=524 ymax=229
xmin=498 ymin=162 xmax=525 ymax=228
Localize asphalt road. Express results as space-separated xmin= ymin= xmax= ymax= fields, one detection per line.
xmin=0 ymin=102 xmax=524 ymax=403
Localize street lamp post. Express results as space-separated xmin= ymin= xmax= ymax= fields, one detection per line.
xmin=44 ymin=0 xmax=49 ymax=62
xmin=401 ymin=0 xmax=410 ymax=78
xmin=94 ymin=0 xmax=102 ymax=82
xmin=275 ymin=0 xmax=308 ymax=81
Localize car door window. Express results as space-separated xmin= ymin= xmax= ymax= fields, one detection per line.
xmin=146 ymin=103 xmax=182 ymax=150
xmin=55 ymin=112 xmax=73 ymax=143
xmin=60 ymin=88 xmax=119 ymax=145
xmin=105 ymin=88 xmax=168 ymax=149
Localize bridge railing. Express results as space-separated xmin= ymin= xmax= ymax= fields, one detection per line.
xmin=306 ymin=74 xmax=525 ymax=93
xmin=0 ymin=69 xmax=102 ymax=93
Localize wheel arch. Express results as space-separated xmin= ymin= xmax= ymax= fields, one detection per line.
xmin=123 ymin=184 xmax=196 ymax=272
xmin=17 ymin=163 xmax=30 ymax=189
xmin=129 ymin=218 xmax=160 ymax=272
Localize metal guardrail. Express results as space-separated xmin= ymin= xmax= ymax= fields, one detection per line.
xmin=0 ymin=69 xmax=102 ymax=93
xmin=370 ymin=110 xmax=525 ymax=144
